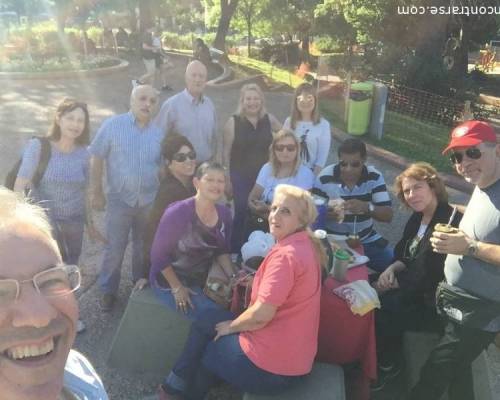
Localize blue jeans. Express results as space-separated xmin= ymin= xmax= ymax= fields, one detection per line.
xmin=52 ymin=217 xmax=85 ymax=265
xmin=98 ymin=198 xmax=150 ymax=294
xmin=363 ymin=238 xmax=394 ymax=273
xmin=162 ymin=314 xmax=301 ymax=400
xmin=230 ymin=172 xmax=255 ymax=253
xmin=152 ymin=285 xmax=234 ymax=325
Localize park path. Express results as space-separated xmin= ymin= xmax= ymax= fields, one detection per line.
xmin=0 ymin=54 xmax=471 ymax=400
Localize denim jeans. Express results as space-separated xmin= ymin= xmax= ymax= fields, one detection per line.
xmin=165 ymin=312 xmax=301 ymax=400
xmin=363 ymin=238 xmax=394 ymax=273
xmin=98 ymin=198 xmax=151 ymax=294
xmin=152 ymin=285 xmax=234 ymax=326
xmin=409 ymin=320 xmax=496 ymax=400
xmin=52 ymin=217 xmax=85 ymax=265
xmin=230 ymin=172 xmax=255 ymax=253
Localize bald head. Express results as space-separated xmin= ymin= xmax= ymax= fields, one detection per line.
xmin=130 ymin=84 xmax=158 ymax=125
xmin=185 ymin=60 xmax=207 ymax=99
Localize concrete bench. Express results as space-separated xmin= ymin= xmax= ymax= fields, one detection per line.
xmin=403 ymin=331 xmax=499 ymax=400
xmin=107 ymin=288 xmax=191 ymax=374
xmin=243 ymin=363 xmax=345 ymax=400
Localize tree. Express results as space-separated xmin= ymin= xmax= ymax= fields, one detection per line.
xmin=212 ymin=0 xmax=239 ymax=51
xmin=233 ymin=0 xmax=268 ymax=56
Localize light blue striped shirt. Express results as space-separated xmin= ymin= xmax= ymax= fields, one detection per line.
xmin=89 ymin=112 xmax=162 ymax=207
xmin=154 ymin=89 xmax=218 ymax=162
xmin=17 ymin=138 xmax=89 ymax=221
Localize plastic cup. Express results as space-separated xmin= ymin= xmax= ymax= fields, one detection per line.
xmin=346 ymin=234 xmax=361 ymax=249
xmin=331 ymin=249 xmax=351 ymax=281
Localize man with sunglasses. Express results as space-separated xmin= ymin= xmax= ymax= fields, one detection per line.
xmin=408 ymin=120 xmax=500 ymax=400
xmin=0 ymin=187 xmax=108 ymax=400
xmin=313 ymin=138 xmax=394 ymax=272
xmin=90 ymin=84 xmax=163 ymax=311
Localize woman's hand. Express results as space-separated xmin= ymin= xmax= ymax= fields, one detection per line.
xmin=376 ymin=265 xmax=399 ymax=292
xmin=214 ymin=320 xmax=234 ymax=341
xmin=173 ymin=285 xmax=197 ymax=314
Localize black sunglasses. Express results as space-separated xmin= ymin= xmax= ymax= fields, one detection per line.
xmin=172 ymin=151 xmax=196 ymax=162
xmin=339 ymin=160 xmax=362 ymax=168
xmin=275 ymin=144 xmax=297 ymax=152
xmin=449 ymin=148 xmax=482 ymax=164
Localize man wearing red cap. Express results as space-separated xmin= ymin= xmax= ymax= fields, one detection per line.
xmin=409 ymin=120 xmax=500 ymax=400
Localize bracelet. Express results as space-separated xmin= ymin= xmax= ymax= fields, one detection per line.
xmin=171 ymin=286 xmax=182 ymax=295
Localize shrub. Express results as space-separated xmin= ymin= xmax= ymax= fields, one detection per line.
xmin=313 ymin=36 xmax=344 ymax=53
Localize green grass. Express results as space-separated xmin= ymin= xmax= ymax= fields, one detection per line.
xmin=228 ymin=54 xmax=304 ymax=88
xmin=319 ymin=99 xmax=454 ymax=174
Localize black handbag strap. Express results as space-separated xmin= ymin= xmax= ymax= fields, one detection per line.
xmin=31 ymin=137 xmax=52 ymax=187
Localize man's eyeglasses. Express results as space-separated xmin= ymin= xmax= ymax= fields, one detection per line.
xmin=172 ymin=151 xmax=196 ymax=162
xmin=275 ymin=144 xmax=297 ymax=152
xmin=339 ymin=160 xmax=362 ymax=168
xmin=0 ymin=264 xmax=81 ymax=306
xmin=449 ymin=147 xmax=482 ymax=164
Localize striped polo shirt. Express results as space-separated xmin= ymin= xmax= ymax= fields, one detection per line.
xmin=312 ymin=163 xmax=391 ymax=243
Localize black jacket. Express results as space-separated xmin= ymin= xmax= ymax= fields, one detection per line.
xmin=394 ymin=202 xmax=462 ymax=302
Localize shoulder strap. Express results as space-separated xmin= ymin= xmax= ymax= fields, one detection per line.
xmin=31 ymin=137 xmax=52 ymax=187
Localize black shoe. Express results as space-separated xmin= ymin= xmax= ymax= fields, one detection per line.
xmin=161 ymin=85 xmax=173 ymax=91
xmin=370 ymin=364 xmax=402 ymax=392
xmin=100 ymin=293 xmax=116 ymax=312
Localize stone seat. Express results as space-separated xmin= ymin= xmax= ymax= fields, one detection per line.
xmin=107 ymin=288 xmax=191 ymax=374
xmin=243 ymin=363 xmax=346 ymax=400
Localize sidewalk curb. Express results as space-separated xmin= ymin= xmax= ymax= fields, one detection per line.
xmin=0 ymin=58 xmax=129 ymax=80
xmin=331 ymin=127 xmax=473 ymax=195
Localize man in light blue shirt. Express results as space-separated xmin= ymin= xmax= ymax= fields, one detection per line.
xmin=89 ymin=85 xmax=162 ymax=311
xmin=154 ymin=60 xmax=219 ymax=163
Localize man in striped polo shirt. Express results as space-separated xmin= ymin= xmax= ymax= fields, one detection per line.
xmin=313 ymin=138 xmax=394 ymax=272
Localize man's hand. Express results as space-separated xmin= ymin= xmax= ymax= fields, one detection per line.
xmin=430 ymin=230 xmax=470 ymax=255
xmin=91 ymin=191 xmax=106 ymax=211
xmin=214 ymin=320 xmax=234 ymax=341
xmin=344 ymin=199 xmax=369 ymax=214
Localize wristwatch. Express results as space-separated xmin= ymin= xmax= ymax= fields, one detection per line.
xmin=466 ymin=239 xmax=479 ymax=257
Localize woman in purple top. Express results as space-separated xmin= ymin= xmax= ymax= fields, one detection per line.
xmin=150 ymin=162 xmax=236 ymax=316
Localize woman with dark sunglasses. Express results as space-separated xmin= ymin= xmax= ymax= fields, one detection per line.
xmin=141 ymin=133 xmax=197 ymax=287
xmin=370 ymin=162 xmax=462 ymax=391
xmin=246 ymin=130 xmax=315 ymax=233
xmin=283 ymin=82 xmax=331 ymax=175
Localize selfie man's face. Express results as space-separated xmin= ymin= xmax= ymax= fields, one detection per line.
xmin=0 ymin=225 xmax=78 ymax=400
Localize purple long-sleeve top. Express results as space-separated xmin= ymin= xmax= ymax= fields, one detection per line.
xmin=149 ymin=197 xmax=232 ymax=287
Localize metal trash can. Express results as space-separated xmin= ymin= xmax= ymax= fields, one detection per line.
xmin=347 ymin=82 xmax=374 ymax=135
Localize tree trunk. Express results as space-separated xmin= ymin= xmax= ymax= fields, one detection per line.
xmin=213 ymin=0 xmax=240 ymax=51
xmin=246 ymin=18 xmax=252 ymax=57
xmin=301 ymin=34 xmax=310 ymax=63
xmin=139 ymin=0 xmax=153 ymax=32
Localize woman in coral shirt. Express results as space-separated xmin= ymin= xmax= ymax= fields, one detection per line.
xmin=158 ymin=184 xmax=326 ymax=400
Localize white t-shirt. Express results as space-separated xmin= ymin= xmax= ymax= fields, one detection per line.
xmin=283 ymin=117 xmax=332 ymax=169
xmin=256 ymin=162 xmax=315 ymax=203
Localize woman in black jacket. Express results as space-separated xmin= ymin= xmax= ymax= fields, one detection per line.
xmin=371 ymin=162 xmax=462 ymax=391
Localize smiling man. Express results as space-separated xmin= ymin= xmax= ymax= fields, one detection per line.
xmin=154 ymin=60 xmax=219 ymax=163
xmin=0 ymin=187 xmax=108 ymax=400
xmin=89 ymin=85 xmax=163 ymax=311
xmin=409 ymin=120 xmax=500 ymax=400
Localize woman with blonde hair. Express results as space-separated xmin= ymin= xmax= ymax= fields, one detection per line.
xmin=283 ymin=82 xmax=331 ymax=175
xmin=223 ymin=83 xmax=281 ymax=251
xmin=371 ymin=162 xmax=462 ymax=391
xmin=158 ymin=184 xmax=326 ymax=400
xmin=247 ymin=130 xmax=315 ymax=229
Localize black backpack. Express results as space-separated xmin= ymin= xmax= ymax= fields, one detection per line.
xmin=4 ymin=137 xmax=52 ymax=190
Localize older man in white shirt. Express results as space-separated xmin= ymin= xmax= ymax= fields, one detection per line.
xmin=155 ymin=60 xmax=219 ymax=163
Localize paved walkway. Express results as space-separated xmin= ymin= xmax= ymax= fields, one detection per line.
xmin=0 ymin=54 xmax=472 ymax=400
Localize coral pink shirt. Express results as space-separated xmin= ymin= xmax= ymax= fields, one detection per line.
xmin=239 ymin=231 xmax=322 ymax=375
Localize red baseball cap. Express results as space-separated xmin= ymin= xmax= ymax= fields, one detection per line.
xmin=442 ymin=120 xmax=496 ymax=154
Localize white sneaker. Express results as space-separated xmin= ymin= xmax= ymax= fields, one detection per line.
xmin=76 ymin=319 xmax=86 ymax=334
xmin=131 ymin=79 xmax=138 ymax=88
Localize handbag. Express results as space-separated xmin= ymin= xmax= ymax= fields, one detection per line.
xmin=435 ymin=281 xmax=500 ymax=328
xmin=204 ymin=260 xmax=237 ymax=309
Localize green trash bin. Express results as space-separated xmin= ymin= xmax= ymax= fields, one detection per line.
xmin=347 ymin=82 xmax=373 ymax=135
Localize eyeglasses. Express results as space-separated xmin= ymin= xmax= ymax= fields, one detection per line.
xmin=449 ymin=147 xmax=482 ymax=164
xmin=172 ymin=151 xmax=196 ymax=162
xmin=339 ymin=160 xmax=362 ymax=168
xmin=275 ymin=144 xmax=297 ymax=152
xmin=0 ymin=264 xmax=81 ymax=306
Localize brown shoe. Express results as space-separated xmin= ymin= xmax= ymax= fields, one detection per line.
xmin=157 ymin=384 xmax=183 ymax=400
xmin=100 ymin=293 xmax=115 ymax=312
